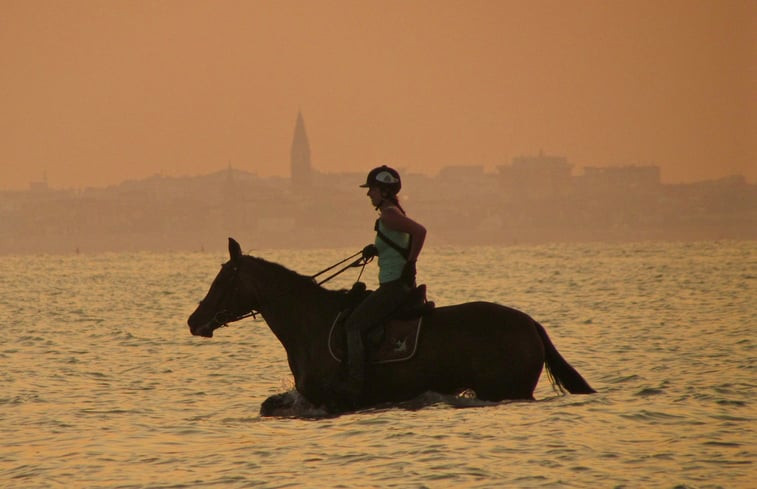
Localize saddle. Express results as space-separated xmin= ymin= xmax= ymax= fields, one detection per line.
xmin=329 ymin=283 xmax=435 ymax=364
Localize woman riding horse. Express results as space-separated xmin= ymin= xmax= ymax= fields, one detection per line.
xmin=188 ymin=238 xmax=595 ymax=414
xmin=343 ymin=166 xmax=427 ymax=404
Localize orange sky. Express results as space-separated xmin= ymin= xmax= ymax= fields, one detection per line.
xmin=1 ymin=0 xmax=755 ymax=190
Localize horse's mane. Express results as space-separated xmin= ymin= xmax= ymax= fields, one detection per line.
xmin=241 ymin=254 xmax=349 ymax=302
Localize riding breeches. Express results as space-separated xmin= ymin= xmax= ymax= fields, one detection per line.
xmin=344 ymin=280 xmax=411 ymax=336
xmin=343 ymin=280 xmax=410 ymax=391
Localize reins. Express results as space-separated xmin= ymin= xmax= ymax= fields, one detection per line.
xmin=310 ymin=250 xmax=373 ymax=286
xmin=216 ymin=249 xmax=373 ymax=328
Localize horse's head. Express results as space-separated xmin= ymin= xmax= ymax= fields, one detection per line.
xmin=188 ymin=238 xmax=258 ymax=337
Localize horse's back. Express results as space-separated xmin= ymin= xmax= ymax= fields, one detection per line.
xmin=427 ymin=300 xmax=535 ymax=329
xmin=420 ymin=300 xmax=542 ymax=355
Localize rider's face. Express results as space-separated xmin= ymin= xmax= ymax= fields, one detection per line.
xmin=367 ymin=186 xmax=383 ymax=206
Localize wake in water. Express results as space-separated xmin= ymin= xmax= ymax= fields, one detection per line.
xmin=260 ymin=389 xmax=517 ymax=418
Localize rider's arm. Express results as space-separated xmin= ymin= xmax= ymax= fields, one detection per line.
xmin=379 ymin=207 xmax=426 ymax=262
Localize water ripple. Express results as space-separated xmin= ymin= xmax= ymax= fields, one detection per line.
xmin=1 ymin=242 xmax=754 ymax=488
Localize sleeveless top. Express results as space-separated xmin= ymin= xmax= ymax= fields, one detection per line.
xmin=375 ymin=218 xmax=410 ymax=284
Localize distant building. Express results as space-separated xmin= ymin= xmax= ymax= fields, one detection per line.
xmin=29 ymin=172 xmax=49 ymax=193
xmin=438 ymin=165 xmax=485 ymax=181
xmin=497 ymin=151 xmax=573 ymax=199
xmin=578 ymin=165 xmax=660 ymax=192
xmin=290 ymin=111 xmax=312 ymax=189
xmin=433 ymin=165 xmax=499 ymax=201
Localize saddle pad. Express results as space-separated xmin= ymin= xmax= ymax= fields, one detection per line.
xmin=328 ymin=313 xmax=422 ymax=364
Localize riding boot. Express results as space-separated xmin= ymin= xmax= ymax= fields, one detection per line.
xmin=344 ymin=329 xmax=365 ymax=403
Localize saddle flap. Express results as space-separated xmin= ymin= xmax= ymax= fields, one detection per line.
xmin=329 ymin=315 xmax=422 ymax=365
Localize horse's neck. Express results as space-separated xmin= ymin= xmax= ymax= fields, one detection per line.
xmin=262 ymin=291 xmax=336 ymax=344
xmin=262 ymin=286 xmax=341 ymax=386
xmin=250 ymin=259 xmax=340 ymax=352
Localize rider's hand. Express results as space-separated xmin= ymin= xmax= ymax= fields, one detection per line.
xmin=362 ymin=244 xmax=378 ymax=259
xmin=401 ymin=260 xmax=417 ymax=286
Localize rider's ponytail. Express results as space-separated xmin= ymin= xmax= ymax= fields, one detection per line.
xmin=384 ymin=193 xmax=406 ymax=215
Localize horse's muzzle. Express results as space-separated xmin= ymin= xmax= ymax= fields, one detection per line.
xmin=194 ymin=325 xmax=214 ymax=338
xmin=187 ymin=317 xmax=216 ymax=338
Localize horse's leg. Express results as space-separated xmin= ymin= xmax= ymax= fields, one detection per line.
xmin=260 ymin=390 xmax=333 ymax=417
xmin=468 ymin=336 xmax=544 ymax=401
xmin=260 ymin=392 xmax=298 ymax=416
xmin=471 ymin=356 xmax=542 ymax=401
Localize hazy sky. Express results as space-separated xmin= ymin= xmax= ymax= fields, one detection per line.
xmin=1 ymin=0 xmax=755 ymax=190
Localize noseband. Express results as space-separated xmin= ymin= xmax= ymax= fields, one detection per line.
xmin=204 ymin=263 xmax=259 ymax=330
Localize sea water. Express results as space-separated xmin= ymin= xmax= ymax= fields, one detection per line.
xmin=1 ymin=241 xmax=754 ymax=488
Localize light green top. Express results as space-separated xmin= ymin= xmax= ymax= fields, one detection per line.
xmin=375 ymin=218 xmax=410 ymax=284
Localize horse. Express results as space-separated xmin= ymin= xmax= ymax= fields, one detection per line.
xmin=187 ymin=238 xmax=595 ymax=414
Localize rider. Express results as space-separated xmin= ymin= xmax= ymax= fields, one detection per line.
xmin=343 ymin=165 xmax=427 ymax=402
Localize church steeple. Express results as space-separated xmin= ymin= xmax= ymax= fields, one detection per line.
xmin=290 ymin=110 xmax=312 ymax=189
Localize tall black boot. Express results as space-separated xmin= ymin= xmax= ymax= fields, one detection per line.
xmin=344 ymin=329 xmax=365 ymax=404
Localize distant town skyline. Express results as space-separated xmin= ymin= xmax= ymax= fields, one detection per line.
xmin=12 ymin=139 xmax=755 ymax=193
xmin=11 ymin=145 xmax=755 ymax=193
xmin=2 ymin=1 xmax=755 ymax=191
xmin=2 ymin=157 xmax=753 ymax=255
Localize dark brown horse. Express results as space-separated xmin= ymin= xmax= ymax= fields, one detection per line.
xmin=188 ymin=238 xmax=595 ymax=414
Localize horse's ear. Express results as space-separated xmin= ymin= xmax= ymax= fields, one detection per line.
xmin=228 ymin=237 xmax=243 ymax=262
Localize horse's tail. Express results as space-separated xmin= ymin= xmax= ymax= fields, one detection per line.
xmin=534 ymin=321 xmax=596 ymax=394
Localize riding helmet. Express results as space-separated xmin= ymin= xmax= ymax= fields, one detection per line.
xmin=360 ymin=165 xmax=402 ymax=195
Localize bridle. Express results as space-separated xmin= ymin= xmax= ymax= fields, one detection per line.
xmin=205 ymin=250 xmax=373 ymax=330
xmin=201 ymin=262 xmax=258 ymax=330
